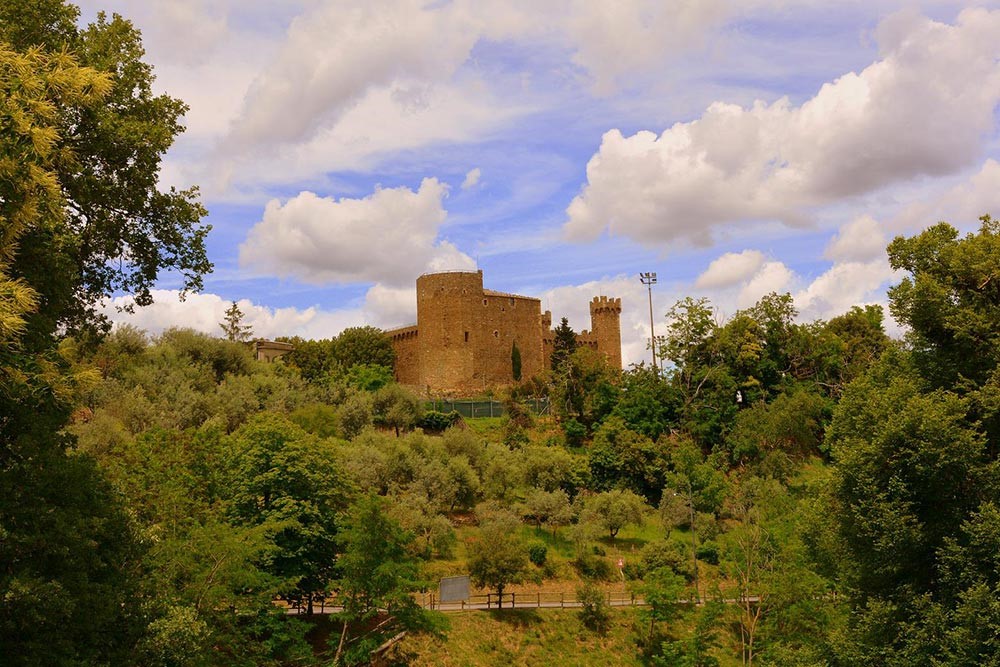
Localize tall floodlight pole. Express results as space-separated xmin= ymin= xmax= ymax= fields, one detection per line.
xmin=639 ymin=272 xmax=657 ymax=372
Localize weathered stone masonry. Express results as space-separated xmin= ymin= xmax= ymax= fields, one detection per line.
xmin=385 ymin=270 xmax=622 ymax=395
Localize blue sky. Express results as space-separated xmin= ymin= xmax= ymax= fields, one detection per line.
xmin=80 ymin=0 xmax=1000 ymax=365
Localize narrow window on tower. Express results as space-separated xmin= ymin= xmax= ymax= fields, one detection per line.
xmin=464 ymin=331 xmax=469 ymax=343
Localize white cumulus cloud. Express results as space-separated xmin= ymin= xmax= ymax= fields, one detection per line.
xmin=238 ymin=178 xmax=475 ymax=286
xmin=461 ymin=167 xmax=482 ymax=190
xmin=737 ymin=261 xmax=795 ymax=309
xmin=824 ymin=215 xmax=887 ymax=263
xmin=564 ymin=8 xmax=1000 ymax=246
xmin=891 ymin=158 xmax=1000 ymax=233
xmin=695 ymin=250 xmax=766 ymax=289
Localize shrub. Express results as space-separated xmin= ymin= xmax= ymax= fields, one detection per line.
xmin=639 ymin=540 xmax=688 ymax=579
xmin=573 ymin=553 xmax=613 ymax=581
xmin=577 ymin=582 xmax=611 ymax=634
xmin=563 ymin=418 xmax=587 ymax=447
xmin=417 ymin=410 xmax=461 ymax=432
xmin=528 ymin=543 xmax=548 ymax=566
xmin=696 ymin=541 xmax=720 ymax=565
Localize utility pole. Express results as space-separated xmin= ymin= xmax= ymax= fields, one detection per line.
xmin=639 ymin=272 xmax=657 ymax=372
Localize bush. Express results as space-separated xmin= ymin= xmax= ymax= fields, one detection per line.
xmin=639 ymin=540 xmax=688 ymax=578
xmin=573 ymin=553 xmax=613 ymax=581
xmin=563 ymin=418 xmax=587 ymax=447
xmin=289 ymin=403 xmax=339 ymax=438
xmin=528 ymin=543 xmax=548 ymax=567
xmin=501 ymin=419 xmax=529 ymax=449
xmin=577 ymin=581 xmax=611 ymax=634
xmin=417 ymin=410 xmax=461 ymax=432
xmin=696 ymin=541 xmax=720 ymax=565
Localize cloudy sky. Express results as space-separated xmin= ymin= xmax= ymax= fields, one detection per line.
xmin=79 ymin=0 xmax=1000 ymax=365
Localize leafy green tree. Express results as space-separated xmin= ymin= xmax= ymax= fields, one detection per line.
xmin=636 ymin=566 xmax=687 ymax=653
xmin=0 ymin=33 xmax=149 ymax=665
xmin=511 ymin=341 xmax=522 ymax=381
xmin=481 ymin=445 xmax=524 ymax=501
xmin=226 ymin=413 xmax=353 ymax=614
xmin=345 ymin=363 xmax=394 ymax=391
xmin=332 ymin=495 xmax=437 ymax=665
xmin=888 ymin=217 xmax=1000 ymax=389
xmin=277 ymin=336 xmax=339 ymax=384
xmin=333 ymin=325 xmax=395 ymax=369
xmin=1 ymin=2 xmax=211 ymax=341
xmin=589 ymin=416 xmax=669 ymax=502
xmin=220 ymin=301 xmax=253 ymax=342
xmin=468 ymin=510 xmax=530 ymax=608
xmin=822 ymin=304 xmax=889 ymax=395
xmin=577 ymin=581 xmax=612 ymax=634
xmin=724 ymin=388 xmax=832 ymax=467
xmin=522 ymin=444 xmax=590 ymax=497
xmin=387 ymin=493 xmax=456 ymax=559
xmin=337 ymin=392 xmax=374 ymax=439
xmin=413 ymin=456 xmax=481 ymax=513
xmin=138 ymin=520 xmax=309 ymax=667
xmin=613 ymin=363 xmax=681 ymax=440
xmin=372 ymin=382 xmax=422 ymax=436
xmin=0 ymin=445 xmax=146 ymax=666
xmin=551 ymin=346 xmax=620 ymax=429
xmin=662 ymin=438 xmax=728 ymax=602
xmin=521 ymin=488 xmax=573 ymax=538
xmin=580 ymin=489 xmax=648 ymax=540
xmin=662 ymin=297 xmax=737 ymax=445
xmin=654 ymin=601 xmax=723 ymax=667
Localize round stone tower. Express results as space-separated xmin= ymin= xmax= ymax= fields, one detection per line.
xmin=416 ymin=270 xmax=483 ymax=394
xmin=589 ymin=296 xmax=623 ymax=369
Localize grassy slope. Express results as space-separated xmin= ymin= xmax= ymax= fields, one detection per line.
xmin=401 ymin=608 xmax=645 ymax=666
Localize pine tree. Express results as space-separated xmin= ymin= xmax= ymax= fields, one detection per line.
xmin=550 ymin=317 xmax=577 ymax=371
xmin=220 ymin=301 xmax=253 ymax=342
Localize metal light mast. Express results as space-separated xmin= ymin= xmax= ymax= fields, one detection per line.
xmin=639 ymin=272 xmax=657 ymax=372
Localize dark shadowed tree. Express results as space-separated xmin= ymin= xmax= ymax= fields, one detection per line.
xmin=550 ymin=316 xmax=577 ymax=371
xmin=511 ymin=341 xmax=522 ymax=381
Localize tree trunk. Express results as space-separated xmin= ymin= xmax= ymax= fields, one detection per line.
xmin=334 ymin=618 xmax=348 ymax=665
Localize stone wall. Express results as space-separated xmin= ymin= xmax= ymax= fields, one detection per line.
xmin=386 ymin=325 xmax=419 ymax=385
xmin=475 ymin=291 xmax=544 ymax=389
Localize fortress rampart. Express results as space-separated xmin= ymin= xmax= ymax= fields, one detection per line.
xmin=385 ymin=270 xmax=622 ymax=396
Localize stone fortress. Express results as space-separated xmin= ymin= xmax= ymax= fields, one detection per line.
xmin=384 ymin=270 xmax=621 ymax=395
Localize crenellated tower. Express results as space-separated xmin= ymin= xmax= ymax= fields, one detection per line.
xmin=589 ymin=296 xmax=622 ymax=369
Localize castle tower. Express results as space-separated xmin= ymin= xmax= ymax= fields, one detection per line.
xmin=416 ymin=270 xmax=483 ymax=394
xmin=589 ymin=296 xmax=623 ymax=369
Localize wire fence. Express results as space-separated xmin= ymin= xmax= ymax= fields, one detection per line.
xmin=287 ymin=589 xmax=648 ymax=615
xmin=418 ymin=590 xmax=644 ymax=611
xmin=425 ymin=397 xmax=550 ymax=418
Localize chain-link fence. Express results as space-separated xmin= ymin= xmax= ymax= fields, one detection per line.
xmin=425 ymin=397 xmax=550 ymax=418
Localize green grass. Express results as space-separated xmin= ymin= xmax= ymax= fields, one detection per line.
xmin=401 ymin=608 xmax=646 ymax=666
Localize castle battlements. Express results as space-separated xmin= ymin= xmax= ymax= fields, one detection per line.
xmin=590 ymin=295 xmax=622 ymax=315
